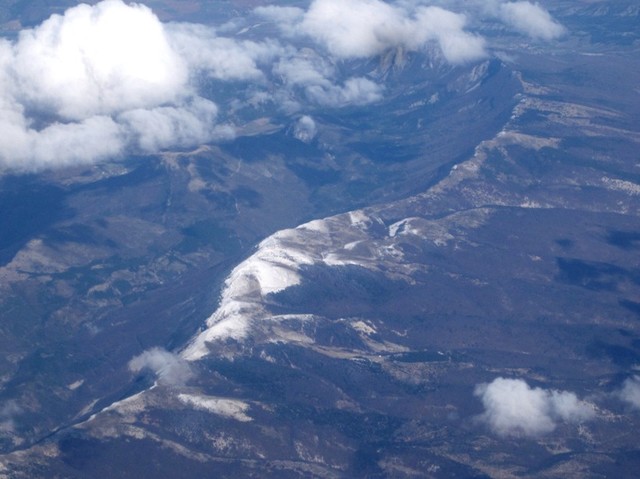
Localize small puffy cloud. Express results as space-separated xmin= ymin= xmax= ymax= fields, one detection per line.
xmin=306 ymin=77 xmax=383 ymax=107
xmin=475 ymin=377 xmax=595 ymax=437
xmin=273 ymin=53 xmax=334 ymax=89
xmin=619 ymin=376 xmax=640 ymax=409
xmin=128 ymin=347 xmax=194 ymax=387
xmin=498 ymin=2 xmax=565 ymax=40
xmin=273 ymin=53 xmax=383 ymax=107
xmin=294 ymin=115 xmax=317 ymax=142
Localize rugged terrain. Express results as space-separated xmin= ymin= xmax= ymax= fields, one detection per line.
xmin=0 ymin=1 xmax=639 ymax=477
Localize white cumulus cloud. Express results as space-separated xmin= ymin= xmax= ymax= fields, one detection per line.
xmin=293 ymin=115 xmax=317 ymax=143
xmin=498 ymin=2 xmax=566 ymax=40
xmin=0 ymin=0 xmax=234 ymax=171
xmin=12 ymin=0 xmax=187 ymax=120
xmin=128 ymin=347 xmax=194 ymax=387
xmin=474 ymin=377 xmax=595 ymax=437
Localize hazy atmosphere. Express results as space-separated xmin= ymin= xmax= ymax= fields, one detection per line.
xmin=0 ymin=0 xmax=638 ymax=477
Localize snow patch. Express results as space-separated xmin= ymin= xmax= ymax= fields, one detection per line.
xmin=97 ymin=390 xmax=148 ymax=419
xmin=300 ymin=219 xmax=330 ymax=233
xmin=348 ymin=210 xmax=370 ymax=227
xmin=389 ymin=218 xmax=423 ymax=237
xmin=177 ymin=394 xmax=252 ymax=422
xmin=183 ymin=208 xmax=431 ymax=359
xmin=351 ymin=320 xmax=377 ymax=335
xmin=182 ymin=225 xmax=328 ymax=360
xmin=601 ymin=177 xmax=640 ymax=196
xmin=68 ymin=380 xmax=84 ymax=390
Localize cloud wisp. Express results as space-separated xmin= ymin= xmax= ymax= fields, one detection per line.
xmin=474 ymin=377 xmax=595 ymax=437
xmin=0 ymin=401 xmax=21 ymax=434
xmin=497 ymin=2 xmax=566 ymax=41
xmin=128 ymin=347 xmax=195 ymax=387
xmin=272 ymin=51 xmax=384 ymax=108
xmin=618 ymin=376 xmax=640 ymax=410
